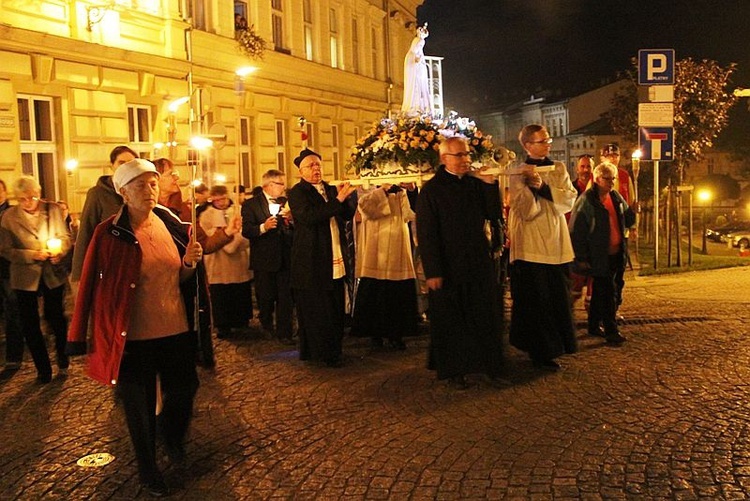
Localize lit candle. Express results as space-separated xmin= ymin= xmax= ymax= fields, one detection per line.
xmin=47 ymin=238 xmax=62 ymax=256
xmin=268 ymin=203 xmax=281 ymax=216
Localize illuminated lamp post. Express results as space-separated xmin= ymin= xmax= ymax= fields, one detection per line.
xmin=65 ymin=159 xmax=78 ymax=211
xmin=697 ymin=188 xmax=712 ymax=254
xmin=167 ymin=96 xmax=190 ymax=160
xmin=235 ymin=66 xmax=257 ymax=205
xmin=631 ymin=148 xmax=642 ymax=257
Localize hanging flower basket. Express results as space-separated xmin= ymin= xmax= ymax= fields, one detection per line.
xmin=236 ymin=25 xmax=267 ymax=60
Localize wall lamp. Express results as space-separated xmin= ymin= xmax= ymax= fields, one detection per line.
xmin=86 ymin=2 xmax=116 ymax=32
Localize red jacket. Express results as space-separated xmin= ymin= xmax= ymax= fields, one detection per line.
xmin=67 ymin=206 xmax=205 ymax=386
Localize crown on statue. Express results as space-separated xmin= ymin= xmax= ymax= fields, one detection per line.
xmin=417 ymin=23 xmax=428 ymax=36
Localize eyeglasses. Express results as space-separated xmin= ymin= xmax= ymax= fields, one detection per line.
xmin=600 ymin=176 xmax=615 ymax=181
xmin=18 ymin=196 xmax=39 ymax=203
xmin=529 ymin=138 xmax=553 ymax=145
xmin=445 ymin=152 xmax=471 ymax=158
xmin=269 ymin=181 xmax=285 ymax=186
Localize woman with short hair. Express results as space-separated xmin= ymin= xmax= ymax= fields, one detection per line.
xmin=0 ymin=176 xmax=71 ymax=383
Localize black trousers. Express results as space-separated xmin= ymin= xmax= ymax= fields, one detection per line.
xmin=254 ymin=268 xmax=294 ymax=339
xmin=15 ymin=283 xmax=67 ymax=377
xmin=116 ymin=332 xmax=199 ymax=484
xmin=588 ymin=253 xmax=622 ymax=336
xmin=2 ymin=278 xmax=23 ymax=364
xmin=294 ymin=279 xmax=345 ymax=364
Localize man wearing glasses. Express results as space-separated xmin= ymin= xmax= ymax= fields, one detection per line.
xmin=599 ymin=143 xmax=637 ymax=319
xmin=416 ymin=136 xmax=505 ymax=389
xmin=241 ymin=169 xmax=296 ymax=345
xmin=569 ymin=163 xmax=635 ymax=345
xmin=288 ymin=149 xmax=356 ymax=367
xmin=507 ymin=124 xmax=578 ymax=371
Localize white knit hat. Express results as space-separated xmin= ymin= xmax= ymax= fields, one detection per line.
xmin=112 ymin=158 xmax=160 ymax=192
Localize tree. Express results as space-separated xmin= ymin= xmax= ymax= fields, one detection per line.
xmin=607 ymin=58 xmax=738 ymax=185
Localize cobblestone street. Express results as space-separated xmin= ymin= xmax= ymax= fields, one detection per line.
xmin=1 ymin=266 xmax=749 ymax=500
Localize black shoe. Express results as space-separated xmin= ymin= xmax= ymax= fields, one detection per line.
xmin=447 ymin=375 xmax=470 ymax=390
xmin=533 ymin=359 xmax=561 ymax=371
xmin=142 ymin=478 xmax=170 ymax=498
xmin=216 ymin=329 xmax=231 ymax=339
xmin=616 ymin=314 xmax=625 ymax=324
xmin=588 ymin=327 xmax=606 ymax=338
xmin=606 ymin=332 xmax=627 ymax=345
xmin=36 ymin=373 xmax=52 ymax=384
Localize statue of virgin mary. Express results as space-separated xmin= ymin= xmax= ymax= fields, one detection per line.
xmin=400 ymin=23 xmax=433 ymax=116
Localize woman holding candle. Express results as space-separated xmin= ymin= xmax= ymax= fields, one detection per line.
xmin=0 ymin=176 xmax=71 ymax=383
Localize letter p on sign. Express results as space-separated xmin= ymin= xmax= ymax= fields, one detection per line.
xmin=647 ymin=54 xmax=667 ymax=80
xmin=638 ymin=49 xmax=675 ymax=85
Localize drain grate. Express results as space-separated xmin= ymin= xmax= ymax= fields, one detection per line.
xmin=76 ymin=453 xmax=115 ymax=468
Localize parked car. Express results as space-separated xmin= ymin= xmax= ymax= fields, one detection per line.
xmin=726 ymin=230 xmax=750 ymax=248
xmin=705 ymin=221 xmax=750 ymax=243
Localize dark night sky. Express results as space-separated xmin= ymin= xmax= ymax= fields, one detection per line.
xmin=416 ymin=0 xmax=750 ymax=139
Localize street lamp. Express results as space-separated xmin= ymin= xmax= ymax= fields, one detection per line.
xmin=631 ymin=149 xmax=642 ymax=257
xmin=167 ymin=96 xmax=190 ymax=159
xmin=235 ymin=66 xmax=257 ymax=205
xmin=697 ymin=188 xmax=712 ymax=254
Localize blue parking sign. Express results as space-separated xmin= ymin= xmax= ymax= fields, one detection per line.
xmin=638 ymin=49 xmax=675 ymax=85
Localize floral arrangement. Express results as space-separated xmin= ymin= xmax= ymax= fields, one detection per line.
xmin=347 ymin=111 xmax=495 ymax=175
xmin=236 ymin=25 xmax=267 ymax=60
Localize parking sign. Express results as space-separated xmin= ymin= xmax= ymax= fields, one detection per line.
xmin=638 ymin=49 xmax=675 ymax=85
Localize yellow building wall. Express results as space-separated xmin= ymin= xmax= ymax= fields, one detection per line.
xmin=0 ymin=0 xmax=422 ymax=212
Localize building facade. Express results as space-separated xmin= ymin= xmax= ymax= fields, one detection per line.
xmin=0 ymin=0 xmax=422 ymax=212
xmin=477 ymin=81 xmax=630 ymax=176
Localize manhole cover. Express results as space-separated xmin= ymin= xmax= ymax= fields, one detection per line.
xmin=76 ymin=453 xmax=115 ymax=468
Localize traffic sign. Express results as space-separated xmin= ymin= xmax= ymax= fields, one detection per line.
xmin=638 ymin=103 xmax=674 ymax=127
xmin=639 ymin=127 xmax=674 ymax=161
xmin=638 ymin=49 xmax=675 ymax=85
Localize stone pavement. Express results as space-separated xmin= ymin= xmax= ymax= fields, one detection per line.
xmin=1 ymin=266 xmax=749 ymax=500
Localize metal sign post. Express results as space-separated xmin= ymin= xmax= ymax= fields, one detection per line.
xmin=638 ymin=48 xmax=675 ymax=270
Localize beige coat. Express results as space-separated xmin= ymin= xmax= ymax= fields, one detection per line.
xmin=355 ymin=188 xmax=416 ymax=281
xmin=0 ymin=202 xmax=71 ymax=291
xmin=199 ymin=204 xmax=252 ymax=284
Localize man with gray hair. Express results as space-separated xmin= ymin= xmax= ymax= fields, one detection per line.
xmin=416 ymin=136 xmax=505 ymax=389
xmin=569 ymin=162 xmax=636 ymax=346
xmin=241 ymin=169 xmax=295 ymax=345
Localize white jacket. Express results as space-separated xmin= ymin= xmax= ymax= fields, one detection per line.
xmin=355 ymin=188 xmax=416 ymax=281
xmin=508 ymin=160 xmax=576 ymax=265
xmin=199 ymin=205 xmax=252 ymax=284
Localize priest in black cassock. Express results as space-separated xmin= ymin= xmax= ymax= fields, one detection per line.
xmin=416 ymin=137 xmax=505 ymax=389
xmin=287 ymin=148 xmax=356 ymax=368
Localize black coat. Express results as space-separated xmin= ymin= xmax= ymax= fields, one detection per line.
xmin=416 ymin=166 xmax=501 ymax=285
xmin=287 ymin=179 xmax=355 ymax=290
xmin=415 ymin=166 xmax=504 ymax=379
xmin=569 ymin=188 xmax=636 ymax=277
xmin=241 ymin=194 xmax=293 ymax=272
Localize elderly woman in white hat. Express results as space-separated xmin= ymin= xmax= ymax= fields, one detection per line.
xmin=67 ymin=158 xmax=204 ymax=497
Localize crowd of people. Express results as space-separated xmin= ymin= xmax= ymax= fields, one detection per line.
xmin=0 ymin=128 xmax=638 ymax=496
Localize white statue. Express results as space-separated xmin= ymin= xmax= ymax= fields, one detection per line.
xmin=400 ymin=23 xmax=433 ymax=115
